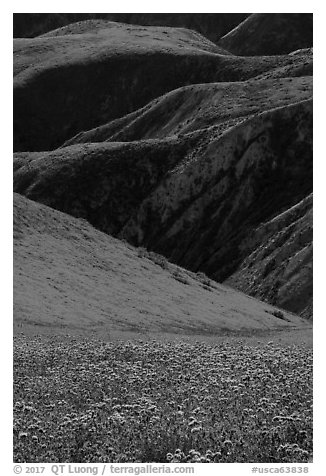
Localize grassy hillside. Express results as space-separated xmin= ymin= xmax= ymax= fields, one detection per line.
xmin=14 ymin=20 xmax=312 ymax=152
xmin=14 ymin=193 xmax=308 ymax=336
xmin=218 ymin=14 xmax=313 ymax=56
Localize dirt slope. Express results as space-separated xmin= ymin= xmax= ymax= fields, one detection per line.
xmin=218 ymin=13 xmax=313 ymax=56
xmin=14 ymin=20 xmax=312 ymax=152
xmin=63 ymin=76 xmax=312 ymax=146
xmin=14 ymin=193 xmax=308 ymax=336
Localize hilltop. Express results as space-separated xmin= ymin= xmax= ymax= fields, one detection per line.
xmin=13 ymin=13 xmax=249 ymax=42
xmin=14 ymin=20 xmax=312 ymax=152
xmin=218 ymin=13 xmax=313 ymax=56
xmin=14 ymin=193 xmax=308 ymax=336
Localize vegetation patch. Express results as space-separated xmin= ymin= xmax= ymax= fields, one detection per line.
xmin=14 ymin=336 xmax=312 ymax=463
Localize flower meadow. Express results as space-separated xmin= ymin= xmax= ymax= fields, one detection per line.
xmin=13 ymin=335 xmax=312 ymax=463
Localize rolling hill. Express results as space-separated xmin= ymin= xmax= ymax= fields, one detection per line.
xmin=13 ymin=13 xmax=249 ymax=43
xmin=14 ymin=20 xmax=312 ymax=152
xmin=13 ymin=16 xmax=313 ymax=321
xmin=63 ymin=76 xmax=312 ymax=146
xmin=218 ymin=13 xmax=313 ymax=56
xmin=14 ymin=98 xmax=312 ymax=317
xmin=14 ymin=193 xmax=308 ymax=336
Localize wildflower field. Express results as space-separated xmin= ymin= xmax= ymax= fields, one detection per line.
xmin=13 ymin=335 xmax=312 ymax=463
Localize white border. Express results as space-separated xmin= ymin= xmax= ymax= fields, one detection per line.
xmin=3 ymin=3 xmax=322 ymax=475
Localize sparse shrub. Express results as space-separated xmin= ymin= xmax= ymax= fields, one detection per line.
xmin=137 ymin=248 xmax=169 ymax=270
xmin=172 ymin=270 xmax=190 ymax=285
xmin=137 ymin=246 xmax=148 ymax=258
xmin=270 ymin=309 xmax=288 ymax=321
xmin=196 ymin=271 xmax=212 ymax=287
xmin=262 ymin=258 xmax=276 ymax=278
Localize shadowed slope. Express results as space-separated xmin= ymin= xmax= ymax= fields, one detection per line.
xmin=63 ymin=76 xmax=312 ymax=146
xmin=14 ymin=20 xmax=313 ymax=152
xmin=218 ymin=13 xmax=313 ymax=56
xmin=14 ymin=193 xmax=307 ymax=335
xmin=119 ymin=100 xmax=312 ymax=285
xmin=226 ymin=195 xmax=313 ymax=318
xmin=13 ymin=137 xmax=199 ymax=235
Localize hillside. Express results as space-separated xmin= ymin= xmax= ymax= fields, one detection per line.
xmin=13 ymin=15 xmax=313 ymax=320
xmin=14 ymin=193 xmax=308 ymax=336
xmin=14 ymin=20 xmax=312 ymax=152
xmin=14 ymin=99 xmax=312 ymax=317
xmin=14 ymin=138 xmax=199 ymax=235
xmin=218 ymin=13 xmax=313 ymax=56
xmin=119 ymin=101 xmax=312 ymax=293
xmin=63 ymin=76 xmax=312 ymax=146
xmin=226 ymin=194 xmax=313 ymax=318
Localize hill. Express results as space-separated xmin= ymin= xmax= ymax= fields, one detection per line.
xmin=13 ymin=13 xmax=249 ymax=42
xmin=218 ymin=13 xmax=313 ymax=56
xmin=14 ymin=193 xmax=308 ymax=336
xmin=226 ymin=194 xmax=312 ymax=319
xmin=14 ymin=20 xmax=312 ymax=152
xmin=63 ymin=76 xmax=312 ymax=146
xmin=14 ymin=99 xmax=312 ymax=317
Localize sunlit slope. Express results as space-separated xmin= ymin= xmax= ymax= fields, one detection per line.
xmin=13 ymin=193 xmax=307 ymax=335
